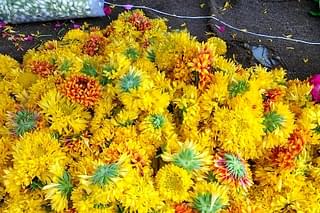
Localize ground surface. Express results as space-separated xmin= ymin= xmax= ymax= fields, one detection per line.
xmin=0 ymin=0 xmax=319 ymax=79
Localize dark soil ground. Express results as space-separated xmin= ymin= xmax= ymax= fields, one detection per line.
xmin=209 ymin=0 xmax=320 ymax=79
xmin=0 ymin=0 xmax=319 ymax=79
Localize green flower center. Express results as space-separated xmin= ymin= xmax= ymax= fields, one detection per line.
xmin=150 ymin=114 xmax=165 ymax=129
xmin=59 ymin=59 xmax=72 ymax=74
xmin=263 ymin=111 xmax=284 ymax=133
xmin=120 ymin=71 xmax=141 ymax=92
xmin=228 ymin=80 xmax=249 ymax=97
xmin=173 ymin=148 xmax=201 ymax=172
xmin=91 ymin=163 xmax=119 ymax=187
xmin=224 ymin=154 xmax=246 ymax=178
xmin=193 ymin=192 xmax=224 ymax=213
xmin=125 ymin=48 xmax=139 ymax=60
xmin=57 ymin=171 xmax=73 ymax=199
xmin=147 ymin=50 xmax=156 ymax=62
xmin=312 ymin=124 xmax=320 ymax=134
xmin=81 ymin=61 xmax=97 ymax=77
xmin=14 ymin=110 xmax=37 ymax=136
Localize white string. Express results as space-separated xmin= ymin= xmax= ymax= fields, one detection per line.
xmin=105 ymin=2 xmax=320 ymax=45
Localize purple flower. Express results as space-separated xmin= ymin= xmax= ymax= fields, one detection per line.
xmin=104 ymin=6 xmax=112 ymax=16
xmin=123 ymin=4 xmax=133 ymax=10
xmin=54 ymin=21 xmax=63 ymax=30
xmin=310 ymin=74 xmax=320 ymax=103
xmin=0 ymin=21 xmax=6 ymax=30
xmin=72 ymin=23 xmax=81 ymax=29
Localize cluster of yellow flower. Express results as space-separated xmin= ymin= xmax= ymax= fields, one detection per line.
xmin=0 ymin=10 xmax=320 ymax=213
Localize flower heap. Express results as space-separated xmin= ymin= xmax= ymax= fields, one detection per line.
xmin=0 ymin=10 xmax=320 ymax=213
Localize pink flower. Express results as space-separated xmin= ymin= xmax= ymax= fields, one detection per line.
xmin=24 ymin=35 xmax=33 ymax=41
xmin=215 ymin=24 xmax=225 ymax=33
xmin=123 ymin=4 xmax=133 ymax=10
xmin=310 ymin=74 xmax=320 ymax=103
xmin=104 ymin=6 xmax=112 ymax=16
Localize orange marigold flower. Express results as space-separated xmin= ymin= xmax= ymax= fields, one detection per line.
xmin=188 ymin=47 xmax=213 ymax=74
xmin=270 ymin=147 xmax=296 ymax=169
xmin=188 ymin=47 xmax=214 ymax=90
xmin=61 ymin=75 xmax=101 ymax=107
xmin=128 ymin=12 xmax=152 ymax=32
xmin=172 ymin=56 xmax=192 ymax=82
xmin=269 ymin=129 xmax=305 ymax=169
xmin=263 ymin=88 xmax=285 ymax=112
xmin=83 ymin=34 xmax=106 ymax=56
xmin=199 ymin=72 xmax=214 ymax=91
xmin=30 ymin=60 xmax=55 ymax=77
xmin=175 ymin=203 xmax=195 ymax=213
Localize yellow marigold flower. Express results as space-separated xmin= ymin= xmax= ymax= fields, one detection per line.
xmin=271 ymin=67 xmax=287 ymax=85
xmin=213 ymin=104 xmax=265 ymax=159
xmin=90 ymin=120 xmax=114 ymax=147
xmin=25 ymin=76 xmax=57 ymax=107
xmin=138 ymin=112 xmax=174 ymax=141
xmin=270 ymin=189 xmax=311 ymax=213
xmin=206 ymin=37 xmax=227 ymax=55
xmin=104 ymin=52 xmax=131 ymax=78
xmin=4 ymin=131 xmax=66 ymax=194
xmin=39 ymin=89 xmax=91 ymax=135
xmin=155 ymin=31 xmax=198 ymax=71
xmin=71 ymin=185 xmax=117 ymax=213
xmin=172 ymin=56 xmax=193 ymax=83
xmin=173 ymin=85 xmax=201 ymax=126
xmin=249 ymin=65 xmax=275 ymax=89
xmin=55 ymin=50 xmax=83 ymax=75
xmin=0 ymin=54 xmax=21 ymax=80
xmin=199 ymin=72 xmax=230 ymax=120
xmin=62 ymin=29 xmax=89 ymax=54
xmin=299 ymin=105 xmax=320 ymax=144
xmin=262 ymin=102 xmax=295 ymax=149
xmin=3 ymin=192 xmax=45 ymax=213
xmin=162 ymin=141 xmax=212 ymax=178
xmin=213 ymin=56 xmax=237 ymax=74
xmin=191 ymin=182 xmax=229 ymax=213
xmin=254 ymin=159 xmax=306 ymax=192
xmin=156 ymin=164 xmax=193 ymax=202
xmin=119 ymin=171 xmax=163 ymax=213
xmin=63 ymin=29 xmax=89 ymax=42
xmin=286 ymin=79 xmax=312 ymax=108
xmin=43 ymin=170 xmax=73 ymax=212
xmin=90 ymin=96 xmax=114 ymax=131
